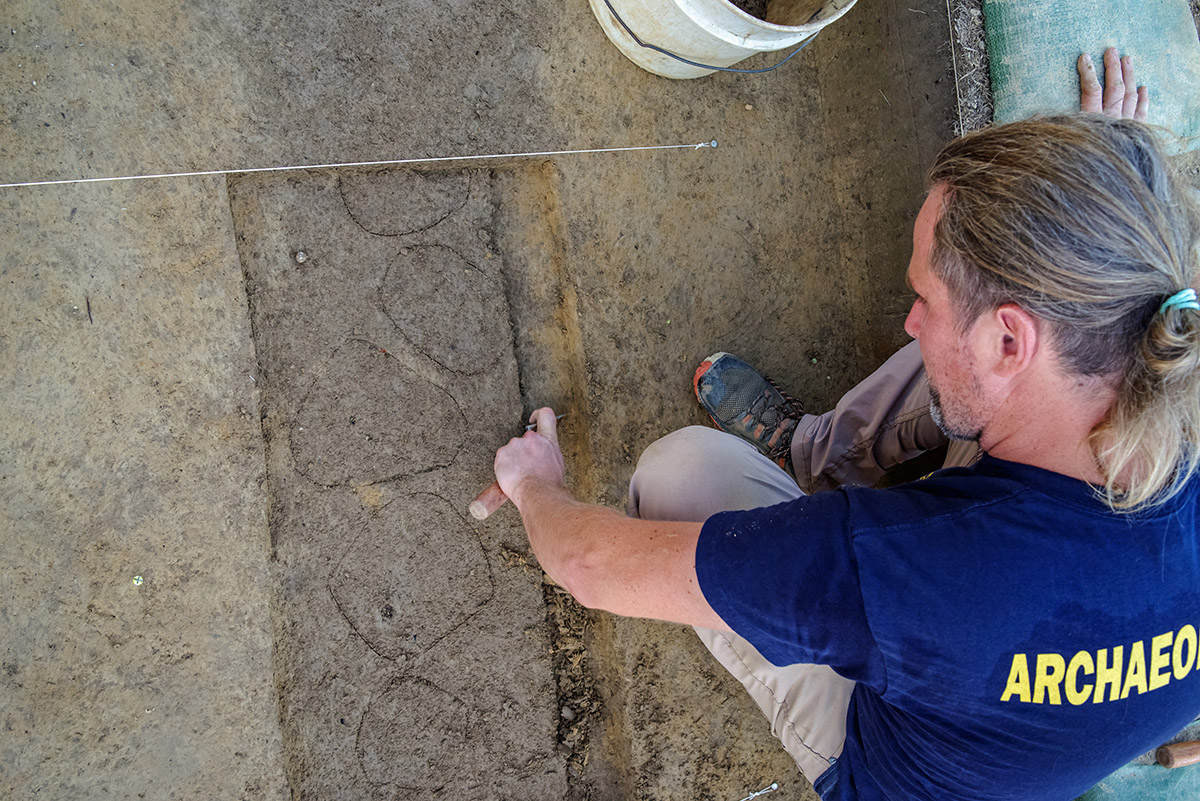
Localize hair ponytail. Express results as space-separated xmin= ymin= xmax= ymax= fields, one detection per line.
xmin=1093 ymin=294 xmax=1200 ymax=510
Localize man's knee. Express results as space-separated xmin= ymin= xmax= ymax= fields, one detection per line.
xmin=634 ymin=426 xmax=725 ymax=478
xmin=629 ymin=426 xmax=801 ymax=522
xmin=629 ymin=427 xmax=723 ymax=519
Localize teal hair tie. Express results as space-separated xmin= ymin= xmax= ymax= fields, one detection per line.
xmin=1159 ymin=288 xmax=1199 ymax=315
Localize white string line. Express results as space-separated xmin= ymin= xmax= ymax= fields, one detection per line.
xmin=0 ymin=140 xmax=719 ymax=189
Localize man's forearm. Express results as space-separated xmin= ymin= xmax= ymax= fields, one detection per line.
xmin=509 ymin=477 xmax=725 ymax=628
xmin=510 ymin=477 xmax=624 ymax=607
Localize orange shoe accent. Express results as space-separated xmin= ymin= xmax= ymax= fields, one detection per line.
xmin=693 ymin=359 xmax=714 ymax=394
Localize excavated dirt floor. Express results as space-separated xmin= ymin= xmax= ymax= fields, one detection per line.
xmin=3 ymin=1 xmax=1198 ymax=800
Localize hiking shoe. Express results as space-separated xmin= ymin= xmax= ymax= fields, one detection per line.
xmin=694 ymin=352 xmax=803 ymax=472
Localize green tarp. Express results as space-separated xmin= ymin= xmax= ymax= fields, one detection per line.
xmin=984 ymin=0 xmax=1200 ymax=149
xmin=1075 ymin=720 xmax=1200 ymax=800
xmin=1077 ymin=759 xmax=1200 ymax=801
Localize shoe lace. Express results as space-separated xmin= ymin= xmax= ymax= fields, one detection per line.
xmin=764 ymin=374 xmax=805 ymax=419
xmin=751 ymin=375 xmax=803 ymax=463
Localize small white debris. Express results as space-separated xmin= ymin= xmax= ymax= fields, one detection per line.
xmin=294 ymin=250 xmax=308 ymax=264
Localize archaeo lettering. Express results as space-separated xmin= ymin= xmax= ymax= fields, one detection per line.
xmin=1001 ymin=623 xmax=1200 ymax=705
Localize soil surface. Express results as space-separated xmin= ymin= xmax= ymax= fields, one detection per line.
xmin=3 ymin=1 xmax=1197 ymax=800
xmin=232 ymin=168 xmax=566 ymax=799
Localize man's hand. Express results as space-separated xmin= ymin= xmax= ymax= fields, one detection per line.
xmin=492 ymin=408 xmax=727 ymax=630
xmin=493 ymin=406 xmax=566 ymax=508
xmin=1079 ymin=47 xmax=1148 ymax=121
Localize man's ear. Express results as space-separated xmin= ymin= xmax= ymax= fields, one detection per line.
xmin=989 ymin=303 xmax=1039 ymax=377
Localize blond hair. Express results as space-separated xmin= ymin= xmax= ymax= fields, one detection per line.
xmin=927 ymin=115 xmax=1200 ymax=511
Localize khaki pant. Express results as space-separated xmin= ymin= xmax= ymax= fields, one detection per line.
xmin=627 ymin=341 xmax=980 ymax=786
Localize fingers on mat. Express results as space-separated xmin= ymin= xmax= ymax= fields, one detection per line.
xmin=1120 ymin=55 xmax=1140 ymax=118
xmin=1103 ymin=48 xmax=1127 ymax=116
xmin=1079 ymin=53 xmax=1103 ymax=113
xmin=1135 ymin=85 xmax=1149 ymax=122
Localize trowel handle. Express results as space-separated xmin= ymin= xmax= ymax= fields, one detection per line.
xmin=1157 ymin=741 xmax=1200 ymax=769
xmin=469 ymin=481 xmax=508 ymax=520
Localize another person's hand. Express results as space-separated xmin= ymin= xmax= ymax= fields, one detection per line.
xmin=493 ymin=407 xmax=566 ymax=508
xmin=1078 ymin=47 xmax=1148 ymax=121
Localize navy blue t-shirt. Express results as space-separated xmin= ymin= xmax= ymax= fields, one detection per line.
xmin=696 ymin=455 xmax=1200 ymax=801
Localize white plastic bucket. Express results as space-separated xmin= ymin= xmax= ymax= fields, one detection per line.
xmin=588 ymin=0 xmax=858 ymax=79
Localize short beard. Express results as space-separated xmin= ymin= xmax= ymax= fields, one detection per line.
xmin=929 ymin=385 xmax=982 ymax=442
